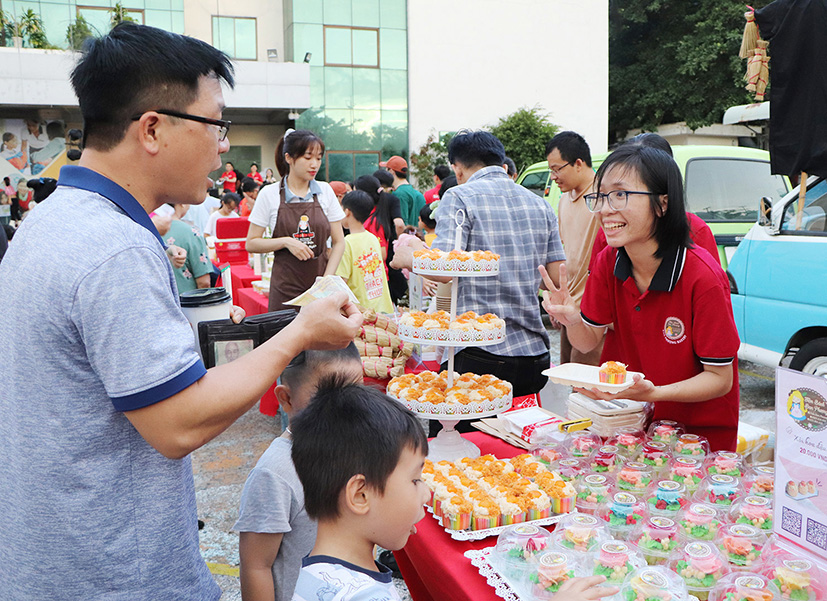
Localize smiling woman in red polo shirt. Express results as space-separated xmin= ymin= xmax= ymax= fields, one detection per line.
xmin=540 ymin=144 xmax=740 ymax=452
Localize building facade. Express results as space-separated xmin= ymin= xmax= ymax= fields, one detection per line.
xmin=0 ymin=0 xmax=607 ymax=187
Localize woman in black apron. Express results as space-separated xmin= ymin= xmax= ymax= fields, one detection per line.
xmin=245 ymin=129 xmax=345 ymax=311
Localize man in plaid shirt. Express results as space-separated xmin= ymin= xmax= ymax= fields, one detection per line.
xmin=395 ymin=130 xmax=564 ymax=402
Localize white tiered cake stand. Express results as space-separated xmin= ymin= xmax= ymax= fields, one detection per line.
xmin=395 ymin=210 xmax=509 ymax=462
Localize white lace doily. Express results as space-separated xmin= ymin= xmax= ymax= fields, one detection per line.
xmin=426 ymin=503 xmax=570 ymax=541
xmin=465 ymin=547 xmax=523 ymax=601
xmin=397 ymin=323 xmax=506 ymax=347
xmin=389 ymin=391 xmax=512 ymax=418
xmin=412 ymin=257 xmax=500 ymax=277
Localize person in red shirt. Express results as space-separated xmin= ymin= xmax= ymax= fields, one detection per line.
xmin=218 ymin=161 xmax=237 ymax=193
xmin=424 ymin=164 xmax=451 ymax=205
xmin=238 ymin=177 xmax=260 ymax=217
xmin=247 ymin=162 xmax=264 ymax=185
xmin=540 ymin=144 xmax=740 ymax=451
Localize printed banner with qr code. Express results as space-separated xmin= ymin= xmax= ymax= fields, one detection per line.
xmin=774 ymin=367 xmax=827 ymax=560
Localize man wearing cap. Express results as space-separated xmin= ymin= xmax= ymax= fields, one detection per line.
xmin=381 ymin=155 xmax=426 ymax=227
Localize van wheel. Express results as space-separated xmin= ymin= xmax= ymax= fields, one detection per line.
xmin=789 ymin=339 xmax=827 ymax=379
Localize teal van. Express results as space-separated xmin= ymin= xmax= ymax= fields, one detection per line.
xmin=516 ymin=146 xmax=790 ymax=268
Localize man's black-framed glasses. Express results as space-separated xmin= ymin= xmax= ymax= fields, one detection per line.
xmin=131 ymin=109 xmax=231 ymax=141
xmin=584 ymin=190 xmax=655 ymax=212
xmin=548 ymin=161 xmax=572 ymax=177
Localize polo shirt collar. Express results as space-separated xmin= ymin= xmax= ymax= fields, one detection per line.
xmin=614 ymin=244 xmax=686 ymax=292
xmin=284 ymin=178 xmax=322 ymax=202
xmin=467 ymin=165 xmax=508 ymax=183
xmin=58 ymin=165 xmax=166 ymax=249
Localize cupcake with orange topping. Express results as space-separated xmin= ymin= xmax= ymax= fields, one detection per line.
xmin=599 ymin=360 xmax=628 ymax=384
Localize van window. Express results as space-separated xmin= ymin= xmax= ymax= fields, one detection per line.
xmin=685 ymin=158 xmax=788 ymax=222
xmin=782 ymin=179 xmax=827 ymax=234
xmin=520 ymin=170 xmax=549 ymax=198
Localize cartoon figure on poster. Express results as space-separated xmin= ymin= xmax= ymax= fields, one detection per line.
xmin=788 ymin=390 xmax=808 ymax=421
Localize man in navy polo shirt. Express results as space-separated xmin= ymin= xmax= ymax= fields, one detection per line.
xmin=0 ymin=24 xmax=361 ymax=600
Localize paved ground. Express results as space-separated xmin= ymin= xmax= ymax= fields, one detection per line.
xmin=192 ymin=326 xmax=779 ymax=600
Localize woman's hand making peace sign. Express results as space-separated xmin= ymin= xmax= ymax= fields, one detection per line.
xmin=538 ymin=263 xmax=581 ymax=327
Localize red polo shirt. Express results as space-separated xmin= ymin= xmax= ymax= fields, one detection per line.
xmin=424 ymin=186 xmax=440 ymax=204
xmin=580 ymin=244 xmax=740 ymax=451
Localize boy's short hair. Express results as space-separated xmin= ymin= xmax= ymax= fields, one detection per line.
xmin=341 ymin=190 xmax=374 ymax=223
xmin=419 ymin=204 xmax=436 ymax=229
xmin=291 ymin=380 xmax=428 ymax=520
xmin=281 ymin=343 xmax=361 ymax=390
xmin=433 ymin=164 xmax=451 ymax=181
xmin=240 ymin=177 xmax=259 ymax=194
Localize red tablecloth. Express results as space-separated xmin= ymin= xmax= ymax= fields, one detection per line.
xmin=395 ymin=432 xmax=524 ymax=601
xmin=230 ymin=264 xmax=261 ymax=302
xmin=238 ymin=287 xmax=269 ymax=317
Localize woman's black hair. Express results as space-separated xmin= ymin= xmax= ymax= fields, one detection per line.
xmin=373 ymin=169 xmax=393 ymax=188
xmin=355 ymin=174 xmax=395 ymax=246
xmin=595 ymin=144 xmax=690 ymax=257
xmin=276 ymin=129 xmax=325 ymax=177
xmin=439 ymin=174 xmax=458 ymax=200
xmin=626 ymin=133 xmax=673 ymax=157
xmin=220 ymin=192 xmax=241 ymax=207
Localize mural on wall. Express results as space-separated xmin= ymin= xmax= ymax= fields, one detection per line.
xmin=0 ymin=118 xmax=67 ymax=185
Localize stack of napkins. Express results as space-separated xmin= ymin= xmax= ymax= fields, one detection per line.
xmin=567 ymin=392 xmax=647 ymax=438
xmin=498 ymin=406 xmax=591 ymax=444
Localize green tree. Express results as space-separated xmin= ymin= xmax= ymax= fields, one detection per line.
xmin=487 ymin=107 xmax=559 ymax=173
xmin=20 ymin=9 xmax=50 ymax=48
xmin=409 ymin=131 xmax=452 ymax=193
xmin=609 ymin=0 xmax=774 ymax=140
xmin=66 ymin=15 xmax=93 ymax=50
xmin=110 ymin=3 xmax=138 ymax=29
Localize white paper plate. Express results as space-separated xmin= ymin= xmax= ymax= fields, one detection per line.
xmin=542 ymin=363 xmax=643 ymax=394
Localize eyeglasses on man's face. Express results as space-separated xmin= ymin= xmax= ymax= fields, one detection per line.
xmin=548 ymin=161 xmax=572 ymax=177
xmin=130 ymin=109 xmax=231 ymax=141
xmin=584 ymin=190 xmax=655 ymax=213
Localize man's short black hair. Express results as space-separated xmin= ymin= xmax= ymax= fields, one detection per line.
xmin=71 ymin=23 xmax=234 ymax=151
xmin=341 ymin=190 xmax=375 ymax=223
xmin=503 ymin=157 xmax=517 ymax=177
xmin=291 ymin=380 xmax=428 ymax=520
xmin=447 ymin=130 xmax=506 ymax=169
xmin=595 ymin=144 xmax=689 ymax=257
xmin=434 ymin=164 xmax=451 ymax=181
xmin=280 ymin=343 xmax=361 ymax=390
xmin=545 ymin=131 xmax=592 ymax=168
xmin=240 ymin=177 xmax=259 ymax=194
xmin=419 ymin=204 xmax=436 ymax=229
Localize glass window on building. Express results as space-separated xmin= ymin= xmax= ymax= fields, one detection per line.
xmin=209 ymin=146 xmax=262 ymax=186
xmin=78 ymin=6 xmax=145 ymax=37
xmin=212 ymin=16 xmax=257 ymax=60
xmin=325 ymin=151 xmax=380 ymax=182
xmin=324 ymin=26 xmax=378 ymax=68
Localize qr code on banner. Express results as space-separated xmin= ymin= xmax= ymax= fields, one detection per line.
xmin=806 ymin=518 xmax=827 ymax=551
xmin=782 ymin=506 xmax=803 ymax=537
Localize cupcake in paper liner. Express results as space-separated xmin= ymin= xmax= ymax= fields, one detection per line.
xmin=601 ymin=491 xmax=648 ymax=539
xmin=671 ymin=541 xmax=731 ymax=600
xmin=471 ymin=497 xmax=501 ymax=530
xmin=529 ymin=550 xmax=579 ymax=599
xmin=730 ymin=496 xmax=773 ymax=531
xmin=523 ymin=488 xmax=553 ymax=521
xmin=498 ymin=494 xmax=528 ymax=526
xmin=619 ymin=566 xmax=689 ymax=601
xmin=599 ymin=360 xmax=628 ymax=384
xmin=695 ymin=474 xmax=742 ymax=507
xmin=669 ymin=456 xmax=706 ymax=492
xmin=553 ymin=457 xmax=588 ymax=482
xmin=587 ymin=540 xmax=646 ymax=585
xmin=716 ymin=523 xmax=766 ymax=571
xmin=576 ymin=473 xmax=614 ymax=515
xmin=631 ymin=516 xmax=682 ymax=565
xmin=491 ymin=523 xmax=552 ymax=586
xmin=531 ymin=441 xmax=567 ymax=467
xmin=706 ymin=451 xmax=746 ymax=478
xmin=439 ymin=495 xmax=473 ymax=530
xmin=534 ymin=471 xmax=576 ymax=514
xmin=591 ymin=445 xmax=622 ymax=474
xmin=647 ymin=420 xmax=685 ymax=446
xmin=551 ymin=513 xmax=610 ymax=553
xmin=743 ymin=465 xmax=775 ymax=499
xmin=565 ymin=430 xmax=603 ymax=459
xmin=647 ymin=480 xmax=690 ymax=515
xmin=616 ymin=462 xmax=655 ymax=498
xmin=608 ymin=428 xmax=646 ymax=458
xmin=709 ymin=573 xmax=781 ymax=601
xmin=638 ymin=441 xmax=672 ymax=472
xmin=679 ymin=503 xmax=724 ymax=542
xmin=674 ymin=433 xmax=710 ymax=458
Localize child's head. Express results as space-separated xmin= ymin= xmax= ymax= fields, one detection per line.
xmin=341 ymin=190 xmax=374 ymax=227
xmin=277 ymin=343 xmax=362 ymax=419
xmin=291 ymin=382 xmax=430 ymax=551
xmin=2 ymin=132 xmax=18 ymax=150
xmin=220 ymin=192 xmax=240 ymax=211
xmin=418 ymin=205 xmax=436 ymax=232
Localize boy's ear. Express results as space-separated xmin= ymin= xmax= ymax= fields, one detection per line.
xmin=342 ymin=474 xmax=370 ymax=516
xmin=275 ymin=384 xmax=292 ymax=414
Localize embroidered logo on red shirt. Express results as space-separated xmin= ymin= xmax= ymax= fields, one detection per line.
xmin=663 ymin=317 xmax=687 ymax=344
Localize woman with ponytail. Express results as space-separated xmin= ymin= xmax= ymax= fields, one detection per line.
xmin=245 ymin=129 xmax=346 ymax=311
